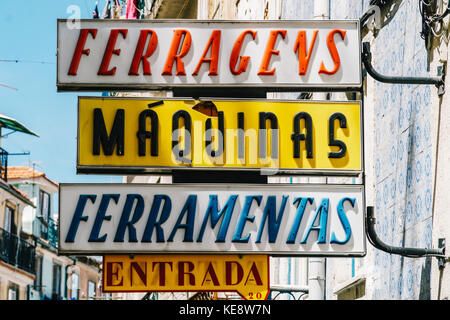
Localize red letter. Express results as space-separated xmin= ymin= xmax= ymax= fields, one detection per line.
xmin=98 ymin=29 xmax=128 ymax=75
xmin=105 ymin=262 xmax=123 ymax=286
xmin=68 ymin=28 xmax=97 ymax=75
xmin=178 ymin=261 xmax=195 ymax=286
xmin=294 ymin=30 xmax=318 ymax=75
xmin=162 ymin=30 xmax=192 ymax=76
xmin=130 ymin=262 xmax=147 ymax=286
xmin=258 ymin=30 xmax=286 ymax=75
xmin=201 ymin=262 xmax=220 ymax=286
xmin=319 ymin=29 xmax=346 ymax=75
xmin=152 ymin=261 xmax=173 ymax=286
xmin=229 ymin=30 xmax=257 ymax=75
xmin=192 ymin=30 xmax=221 ymax=76
xmin=244 ymin=262 xmax=263 ymax=285
xmin=225 ymin=261 xmax=244 ymax=285
xmin=129 ymin=30 xmax=158 ymax=75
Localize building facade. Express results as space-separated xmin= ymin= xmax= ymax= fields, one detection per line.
xmin=0 ymin=116 xmax=38 ymax=300
xmin=7 ymin=166 xmax=105 ymax=300
xmin=98 ymin=0 xmax=450 ymax=300
xmin=0 ymin=179 xmax=35 ymax=300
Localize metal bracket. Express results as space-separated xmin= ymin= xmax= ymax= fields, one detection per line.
xmin=309 ymin=277 xmax=326 ymax=281
xmin=366 ymin=206 xmax=446 ymax=261
xmin=438 ymin=238 xmax=447 ymax=269
xmin=362 ymin=42 xmax=446 ymax=96
xmin=269 ymin=285 xmax=309 ymax=300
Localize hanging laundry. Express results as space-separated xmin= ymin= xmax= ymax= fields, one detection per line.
xmin=102 ymin=0 xmax=112 ymax=19
xmin=136 ymin=0 xmax=146 ymax=19
xmin=111 ymin=0 xmax=122 ymax=19
xmin=93 ymin=2 xmax=100 ymax=19
xmin=126 ymin=0 xmax=137 ymax=19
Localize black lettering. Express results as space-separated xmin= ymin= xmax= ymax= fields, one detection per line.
xmin=328 ymin=112 xmax=347 ymax=158
xmin=172 ymin=110 xmax=191 ymax=163
xmin=93 ymin=108 xmax=124 ymax=156
xmin=258 ymin=112 xmax=279 ymax=159
xmin=237 ymin=112 xmax=245 ymax=160
xmin=205 ymin=111 xmax=224 ymax=158
xmin=137 ymin=109 xmax=158 ymax=156
xmin=291 ymin=112 xmax=313 ymax=158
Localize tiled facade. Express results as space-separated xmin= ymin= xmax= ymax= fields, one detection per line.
xmin=328 ymin=0 xmax=438 ymax=300
xmin=365 ymin=0 xmax=434 ymax=300
xmin=216 ymin=0 xmax=443 ymax=300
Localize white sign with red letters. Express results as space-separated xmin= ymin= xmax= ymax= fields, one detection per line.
xmin=57 ymin=19 xmax=361 ymax=91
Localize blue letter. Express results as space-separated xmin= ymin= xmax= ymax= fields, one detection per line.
xmin=168 ymin=195 xmax=197 ymax=242
xmin=232 ymin=195 xmax=262 ymax=243
xmin=197 ymin=194 xmax=238 ymax=243
xmin=65 ymin=195 xmax=96 ymax=243
xmin=142 ymin=195 xmax=172 ymax=243
xmin=286 ymin=197 xmax=313 ymax=244
xmin=256 ymin=195 xmax=288 ymax=243
xmin=114 ymin=194 xmax=145 ymax=242
xmin=89 ymin=194 xmax=120 ymax=242
xmin=330 ymin=197 xmax=355 ymax=244
xmin=301 ymin=198 xmax=329 ymax=244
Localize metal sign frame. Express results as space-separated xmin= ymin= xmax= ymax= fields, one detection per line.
xmin=58 ymin=183 xmax=366 ymax=257
xmin=57 ymin=19 xmax=362 ymax=92
xmin=76 ymin=96 xmax=364 ymax=176
xmin=102 ymin=254 xmax=271 ymax=300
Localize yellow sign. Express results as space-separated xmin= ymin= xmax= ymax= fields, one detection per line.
xmin=103 ymin=254 xmax=270 ymax=300
xmin=78 ymin=97 xmax=361 ymax=174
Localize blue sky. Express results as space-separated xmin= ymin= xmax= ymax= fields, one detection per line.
xmin=0 ymin=0 xmax=122 ymax=184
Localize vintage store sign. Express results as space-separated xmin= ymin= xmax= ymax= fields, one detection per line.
xmin=103 ymin=254 xmax=270 ymax=300
xmin=77 ymin=97 xmax=362 ymax=175
xmin=57 ymin=20 xmax=361 ymax=91
xmin=58 ymin=183 xmax=365 ymax=256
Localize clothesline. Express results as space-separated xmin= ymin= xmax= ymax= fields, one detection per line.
xmin=94 ymin=0 xmax=149 ymax=19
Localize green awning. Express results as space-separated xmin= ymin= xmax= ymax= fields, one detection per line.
xmin=0 ymin=113 xmax=39 ymax=137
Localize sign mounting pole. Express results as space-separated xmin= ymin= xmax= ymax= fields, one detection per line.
xmin=309 ymin=0 xmax=330 ymax=300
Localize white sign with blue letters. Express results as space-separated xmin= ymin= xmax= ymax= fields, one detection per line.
xmin=58 ymin=183 xmax=365 ymax=256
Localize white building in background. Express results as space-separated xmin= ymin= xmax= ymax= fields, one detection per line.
xmin=107 ymin=0 xmax=450 ymax=300
xmin=6 ymin=166 xmax=105 ymax=300
xmin=0 ymin=177 xmax=35 ymax=300
xmin=0 ymin=115 xmax=38 ymax=300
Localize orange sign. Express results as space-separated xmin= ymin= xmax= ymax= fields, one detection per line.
xmin=103 ymin=254 xmax=270 ymax=300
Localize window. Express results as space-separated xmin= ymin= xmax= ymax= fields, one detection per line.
xmin=4 ymin=205 xmax=16 ymax=234
xmin=88 ymin=281 xmax=96 ymax=300
xmin=39 ymin=190 xmax=50 ymax=220
xmin=52 ymin=263 xmax=61 ymax=299
xmin=8 ymin=283 xmax=19 ymax=300
xmin=71 ymin=273 xmax=79 ymax=300
xmin=34 ymin=256 xmax=43 ymax=292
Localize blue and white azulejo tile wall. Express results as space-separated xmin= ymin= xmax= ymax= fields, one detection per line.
xmin=369 ymin=0 xmax=434 ymax=300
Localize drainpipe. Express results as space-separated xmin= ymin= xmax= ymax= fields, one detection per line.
xmin=307 ymin=0 xmax=330 ymax=301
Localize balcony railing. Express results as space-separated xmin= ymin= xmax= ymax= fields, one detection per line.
xmin=0 ymin=148 xmax=8 ymax=181
xmin=0 ymin=227 xmax=35 ymax=274
xmin=47 ymin=217 xmax=58 ymax=248
xmin=35 ymin=216 xmax=58 ymax=248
